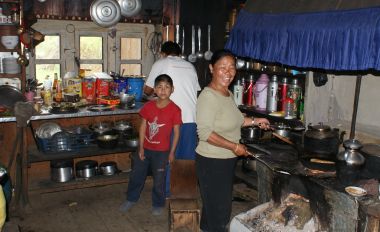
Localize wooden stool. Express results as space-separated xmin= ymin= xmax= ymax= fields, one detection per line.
xmin=169 ymin=160 xmax=200 ymax=232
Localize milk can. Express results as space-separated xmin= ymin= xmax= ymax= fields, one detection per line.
xmin=243 ymin=75 xmax=255 ymax=106
xmin=266 ymin=75 xmax=278 ymax=112
xmin=233 ymin=79 xmax=243 ymax=105
xmin=277 ymin=77 xmax=289 ymax=111
xmin=254 ymin=74 xmax=269 ymax=110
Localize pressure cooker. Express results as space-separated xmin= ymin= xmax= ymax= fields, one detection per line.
xmin=303 ymin=123 xmax=345 ymax=160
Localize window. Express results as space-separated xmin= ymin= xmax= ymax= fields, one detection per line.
xmin=78 ymin=35 xmax=105 ymax=76
xmin=30 ymin=20 xmax=155 ymax=83
xmin=34 ymin=35 xmax=62 ymax=83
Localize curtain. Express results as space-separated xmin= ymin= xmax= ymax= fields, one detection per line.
xmin=225 ymin=7 xmax=380 ymax=71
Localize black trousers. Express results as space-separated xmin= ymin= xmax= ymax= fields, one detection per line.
xmin=196 ymin=153 xmax=237 ymax=232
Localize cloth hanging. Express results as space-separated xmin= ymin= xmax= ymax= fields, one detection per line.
xmin=225 ymin=7 xmax=380 ymax=71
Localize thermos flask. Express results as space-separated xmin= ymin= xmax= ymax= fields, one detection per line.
xmin=233 ymin=79 xmax=243 ymax=105
xmin=243 ymin=75 xmax=255 ymax=106
xmin=266 ymin=75 xmax=278 ymax=112
xmin=287 ymin=78 xmax=302 ymax=118
xmin=254 ymin=74 xmax=269 ymax=110
xmin=277 ymin=77 xmax=289 ymax=111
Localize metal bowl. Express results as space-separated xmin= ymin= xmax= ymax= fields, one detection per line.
xmin=97 ymin=133 xmax=119 ymax=149
xmin=36 ymin=122 xmax=62 ymax=139
xmin=125 ymin=137 xmax=139 ymax=148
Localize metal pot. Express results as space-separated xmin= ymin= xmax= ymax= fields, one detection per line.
xmin=337 ymin=139 xmax=365 ymax=166
xmin=50 ymin=159 xmax=73 ymax=183
xmin=76 ymin=160 xmax=98 ymax=179
xmin=113 ymin=120 xmax=133 ymax=133
xmin=361 ymin=143 xmax=380 ymax=178
xmin=271 ymin=123 xmax=291 ymax=138
xmin=90 ymin=122 xmax=112 ymax=135
xmin=241 ymin=126 xmax=262 ymax=142
xmin=303 ymin=123 xmax=345 ymax=160
xmin=99 ymin=161 xmax=118 ymax=176
xmin=97 ymin=133 xmax=119 ymax=149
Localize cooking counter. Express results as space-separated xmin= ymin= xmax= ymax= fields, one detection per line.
xmin=0 ymin=102 xmax=144 ymax=123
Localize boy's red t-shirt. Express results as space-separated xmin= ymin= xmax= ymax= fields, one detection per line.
xmin=139 ymin=100 xmax=182 ymax=151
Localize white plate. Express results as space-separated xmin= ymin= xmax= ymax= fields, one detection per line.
xmin=345 ymin=186 xmax=367 ymax=197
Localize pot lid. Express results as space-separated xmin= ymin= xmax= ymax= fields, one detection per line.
xmin=100 ymin=161 xmax=117 ymax=167
xmin=76 ymin=160 xmax=98 ymax=169
xmin=90 ymin=0 xmax=121 ymax=28
xmin=309 ymin=123 xmax=331 ymax=132
xmin=343 ymin=139 xmax=363 ymax=150
xmin=117 ymin=0 xmax=141 ymax=17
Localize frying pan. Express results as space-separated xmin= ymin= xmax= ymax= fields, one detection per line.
xmin=0 ymin=85 xmax=25 ymax=109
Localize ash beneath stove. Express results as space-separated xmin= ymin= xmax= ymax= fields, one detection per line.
xmin=230 ymin=194 xmax=326 ymax=232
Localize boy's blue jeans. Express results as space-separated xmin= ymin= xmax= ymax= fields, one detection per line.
xmin=126 ymin=148 xmax=169 ymax=207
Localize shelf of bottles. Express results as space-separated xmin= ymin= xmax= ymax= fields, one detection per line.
xmin=233 ymin=64 xmax=306 ymax=126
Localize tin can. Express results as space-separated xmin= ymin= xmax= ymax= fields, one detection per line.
xmin=96 ymin=78 xmax=110 ymax=98
xmin=64 ymin=78 xmax=82 ymax=97
xmin=82 ymin=77 xmax=96 ymax=103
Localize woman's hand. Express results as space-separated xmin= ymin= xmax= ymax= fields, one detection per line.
xmin=232 ymin=143 xmax=248 ymax=157
xmin=254 ymin=117 xmax=270 ymax=130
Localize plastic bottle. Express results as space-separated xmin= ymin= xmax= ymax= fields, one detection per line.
xmin=254 ymin=74 xmax=269 ymax=110
xmin=266 ymin=75 xmax=278 ymax=112
xmin=284 ymin=98 xmax=295 ymax=119
xmin=43 ymin=75 xmax=52 ymax=91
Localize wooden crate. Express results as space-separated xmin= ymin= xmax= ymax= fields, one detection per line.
xmin=169 ymin=199 xmax=200 ymax=232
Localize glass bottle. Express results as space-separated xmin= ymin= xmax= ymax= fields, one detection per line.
xmin=284 ymin=98 xmax=295 ymax=119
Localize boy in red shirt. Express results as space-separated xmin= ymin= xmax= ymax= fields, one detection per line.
xmin=120 ymin=74 xmax=182 ymax=215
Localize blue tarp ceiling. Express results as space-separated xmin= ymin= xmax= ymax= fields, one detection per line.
xmin=225 ymin=7 xmax=380 ymax=71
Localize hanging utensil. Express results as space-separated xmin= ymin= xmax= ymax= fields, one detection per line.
xmin=246 ymin=150 xmax=290 ymax=175
xmin=117 ymin=0 xmax=141 ymax=17
xmin=90 ymin=0 xmax=121 ymax=28
xmin=188 ymin=25 xmax=197 ymax=63
xmin=180 ymin=26 xmax=186 ymax=60
xmin=196 ymin=26 xmax=203 ymax=59
xmin=204 ymin=25 xmax=213 ymax=61
xmin=175 ymin=25 xmax=180 ymax=44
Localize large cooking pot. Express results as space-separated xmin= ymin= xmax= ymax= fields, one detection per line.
xmin=241 ymin=126 xmax=262 ymax=142
xmin=360 ymin=143 xmax=380 ymax=178
xmin=303 ymin=123 xmax=345 ymax=160
xmin=76 ymin=160 xmax=98 ymax=179
xmin=99 ymin=161 xmax=119 ymax=175
xmin=50 ymin=159 xmax=74 ymax=183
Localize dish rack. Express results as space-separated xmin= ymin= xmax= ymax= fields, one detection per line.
xmin=36 ymin=128 xmax=95 ymax=153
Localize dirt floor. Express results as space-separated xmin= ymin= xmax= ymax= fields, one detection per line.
xmin=6 ymin=178 xmax=257 ymax=232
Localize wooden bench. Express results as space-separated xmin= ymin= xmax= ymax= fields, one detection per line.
xmin=169 ymin=160 xmax=200 ymax=232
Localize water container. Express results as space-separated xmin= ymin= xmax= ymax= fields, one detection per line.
xmin=127 ymin=77 xmax=145 ymax=101
xmin=254 ymin=74 xmax=269 ymax=110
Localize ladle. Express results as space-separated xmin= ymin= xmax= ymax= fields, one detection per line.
xmin=196 ymin=26 xmax=203 ymax=59
xmin=204 ymin=25 xmax=213 ymax=60
xmin=180 ymin=26 xmax=186 ymax=60
xmin=188 ymin=25 xmax=197 ymax=63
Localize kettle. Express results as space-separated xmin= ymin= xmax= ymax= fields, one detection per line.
xmin=337 ymin=139 xmax=365 ymax=166
xmin=303 ymin=123 xmax=345 ymax=160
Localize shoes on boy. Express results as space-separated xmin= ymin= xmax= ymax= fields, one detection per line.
xmin=119 ymin=201 xmax=136 ymax=213
xmin=152 ymin=206 xmax=164 ymax=216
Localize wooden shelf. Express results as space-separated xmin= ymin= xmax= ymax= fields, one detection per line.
xmin=28 ymin=144 xmax=137 ymax=163
xmin=29 ymin=171 xmax=130 ymax=194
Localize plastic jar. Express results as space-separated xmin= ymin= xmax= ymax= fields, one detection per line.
xmin=284 ymin=98 xmax=295 ymax=119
